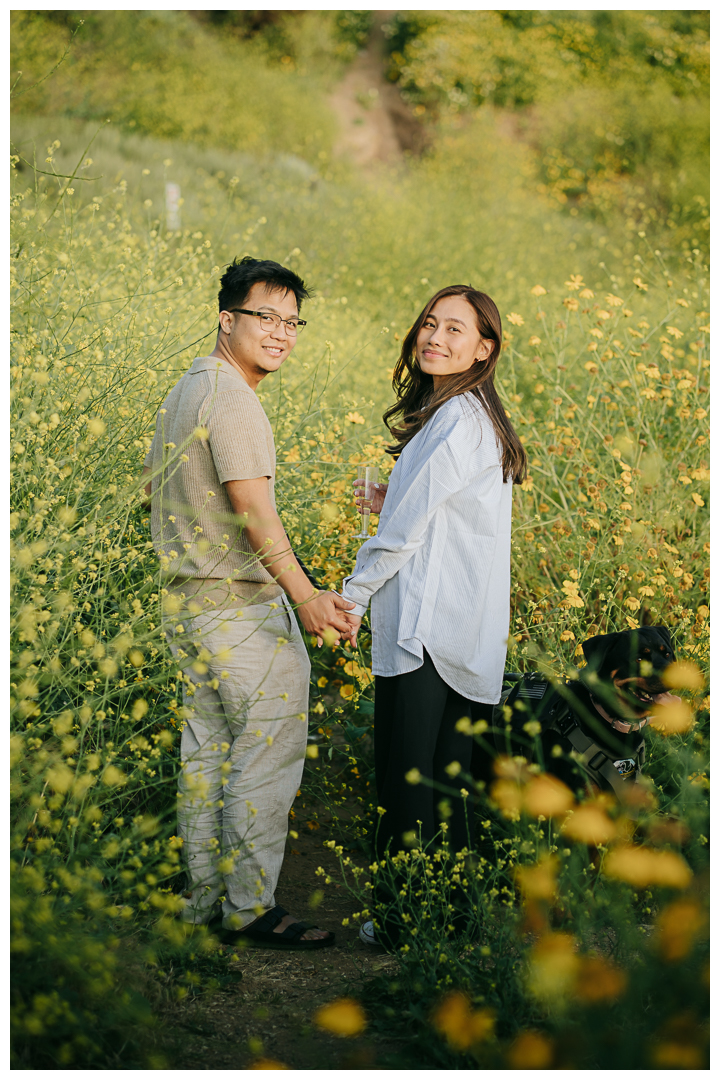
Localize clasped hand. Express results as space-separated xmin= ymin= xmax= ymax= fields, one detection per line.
xmin=296 ymin=589 xmax=360 ymax=647
xmin=294 ymin=479 xmax=386 ymax=648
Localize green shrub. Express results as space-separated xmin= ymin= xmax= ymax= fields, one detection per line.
xmin=10 ymin=10 xmax=338 ymax=163
xmin=334 ymin=11 xmax=375 ymax=58
xmin=382 ymin=11 xmax=709 ymax=239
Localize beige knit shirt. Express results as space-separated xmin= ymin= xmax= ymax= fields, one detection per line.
xmin=144 ymin=356 xmax=277 ymax=583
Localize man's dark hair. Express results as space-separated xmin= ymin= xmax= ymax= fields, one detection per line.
xmin=218 ymin=256 xmax=312 ymax=314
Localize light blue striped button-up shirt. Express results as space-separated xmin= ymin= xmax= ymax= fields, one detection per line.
xmin=341 ymin=392 xmax=513 ymax=704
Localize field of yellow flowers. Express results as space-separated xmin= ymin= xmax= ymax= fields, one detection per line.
xmin=11 ymin=14 xmax=708 ymax=1069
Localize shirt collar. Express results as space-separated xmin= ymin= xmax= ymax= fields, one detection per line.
xmin=188 ymin=355 xmax=254 ymax=388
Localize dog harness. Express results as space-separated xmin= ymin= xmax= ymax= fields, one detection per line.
xmin=493 ymin=673 xmax=646 ymax=799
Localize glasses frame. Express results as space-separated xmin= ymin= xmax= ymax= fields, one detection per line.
xmin=226 ymin=308 xmax=307 ymax=335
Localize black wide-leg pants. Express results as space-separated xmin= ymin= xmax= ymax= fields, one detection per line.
xmin=373 ymin=649 xmax=480 ymax=858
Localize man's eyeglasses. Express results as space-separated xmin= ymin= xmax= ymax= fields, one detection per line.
xmin=227 ymin=308 xmax=307 ymax=336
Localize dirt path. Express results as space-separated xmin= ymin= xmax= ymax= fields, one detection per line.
xmin=155 ymin=798 xmax=408 ymax=1069
xmin=329 ymin=12 xmax=428 ymax=168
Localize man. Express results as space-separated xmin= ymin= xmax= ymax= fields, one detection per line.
xmin=142 ymin=257 xmax=354 ymax=948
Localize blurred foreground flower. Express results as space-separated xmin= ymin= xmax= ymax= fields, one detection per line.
xmin=650 ymin=1013 xmax=708 ymax=1069
xmin=602 ymin=844 xmax=692 ymax=889
xmin=523 ymin=774 xmax=574 ymax=818
xmin=506 ymin=1030 xmax=553 ymax=1068
xmin=102 ymin=765 xmax=127 ymax=787
xmin=527 ymin=935 xmax=626 ymax=1006
xmin=248 ymin=1059 xmax=289 ymax=1070
xmin=514 ymin=855 xmax=558 ymax=901
xmin=491 ymin=766 xmax=574 ymax=820
xmin=314 ymin=998 xmax=367 ymax=1037
xmin=321 ymin=500 xmax=341 ymax=522
xmin=489 ymin=778 xmax=523 ymax=817
xmin=646 ymin=817 xmax=690 ymax=846
xmin=86 ymin=417 xmax=107 ymax=436
xmin=560 ymin=802 xmax=616 ymax=845
xmin=662 ymin=660 xmax=705 ymax=691
xmin=526 ymin=933 xmax=580 ymax=1000
xmin=432 ymin=992 xmax=495 ymax=1051
xmin=493 ymin=755 xmax=530 ymax=782
xmin=573 ymin=955 xmax=627 ymax=1003
xmin=653 ymin=898 xmax=707 ymax=961
xmin=615 ymin=779 xmax=657 ymax=813
xmin=649 ymin=698 xmax=695 ymax=735
xmin=46 ymin=764 xmax=75 ymax=794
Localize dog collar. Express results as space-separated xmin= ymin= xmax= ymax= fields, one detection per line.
xmin=590 ymin=696 xmax=650 ymax=734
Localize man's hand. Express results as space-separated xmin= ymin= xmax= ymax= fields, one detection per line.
xmin=296 ymin=591 xmax=355 ymax=642
xmin=330 ymin=592 xmax=356 ymax=618
xmin=224 ymin=478 xmax=358 ymax=643
xmin=340 ymin=612 xmax=363 ymax=649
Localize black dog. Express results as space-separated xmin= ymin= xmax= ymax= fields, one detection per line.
xmin=479 ymin=627 xmax=677 ymax=798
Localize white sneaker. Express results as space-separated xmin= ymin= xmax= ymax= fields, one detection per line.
xmin=359 ymin=920 xmax=379 ymax=945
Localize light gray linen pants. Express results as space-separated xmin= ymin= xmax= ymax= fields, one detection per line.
xmin=165 ymin=588 xmax=310 ymax=929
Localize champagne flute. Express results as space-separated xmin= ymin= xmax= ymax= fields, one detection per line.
xmin=352 ymin=465 xmax=379 ymax=539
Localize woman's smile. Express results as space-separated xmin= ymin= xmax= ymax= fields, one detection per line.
xmin=415 ymin=295 xmax=493 ymax=386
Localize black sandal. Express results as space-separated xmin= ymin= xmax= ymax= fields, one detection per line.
xmin=221 ymin=905 xmax=336 ymax=951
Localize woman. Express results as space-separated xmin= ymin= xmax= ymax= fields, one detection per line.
xmin=340 ymin=285 xmax=527 ymax=946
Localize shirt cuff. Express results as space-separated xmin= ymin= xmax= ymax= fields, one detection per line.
xmin=341 ymin=583 xmax=368 ymax=619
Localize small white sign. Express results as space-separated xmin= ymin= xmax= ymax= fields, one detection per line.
xmin=165 ymin=182 xmax=181 ymax=231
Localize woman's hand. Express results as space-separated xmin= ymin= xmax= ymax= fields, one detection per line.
xmin=340 ymin=612 xmax=363 ymax=648
xmin=353 ymin=479 xmax=388 ymax=515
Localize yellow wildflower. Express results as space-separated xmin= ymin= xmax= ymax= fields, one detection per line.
xmin=314 ymin=998 xmax=367 ymax=1037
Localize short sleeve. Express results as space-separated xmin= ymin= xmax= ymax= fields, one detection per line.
xmin=202 ymin=389 xmax=274 ymax=484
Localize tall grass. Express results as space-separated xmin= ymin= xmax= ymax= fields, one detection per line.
xmin=10 ymin=40 xmax=709 ymax=1068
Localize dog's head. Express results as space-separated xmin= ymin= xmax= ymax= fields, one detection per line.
xmin=580 ymin=626 xmax=675 ymax=720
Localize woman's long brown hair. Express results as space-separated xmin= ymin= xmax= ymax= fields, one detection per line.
xmin=383 ymin=285 xmax=528 ymax=484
